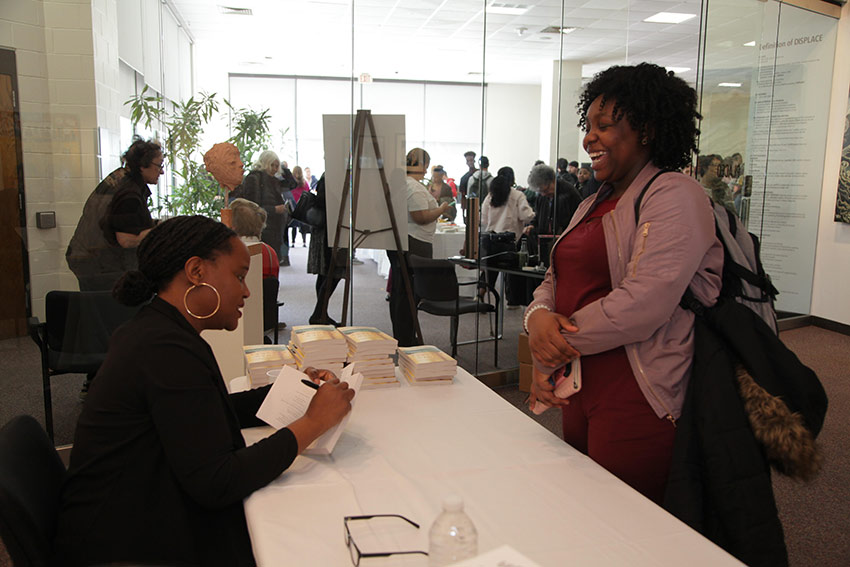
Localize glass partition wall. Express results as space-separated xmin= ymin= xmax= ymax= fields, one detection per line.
xmin=698 ymin=0 xmax=838 ymax=317
xmin=4 ymin=0 xmax=843 ymax=441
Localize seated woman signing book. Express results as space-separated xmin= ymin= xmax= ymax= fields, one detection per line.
xmin=54 ymin=215 xmax=355 ymax=567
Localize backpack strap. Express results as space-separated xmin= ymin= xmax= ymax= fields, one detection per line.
xmin=633 ymin=169 xmax=676 ymax=226
xmin=724 ymin=207 xmax=737 ymax=238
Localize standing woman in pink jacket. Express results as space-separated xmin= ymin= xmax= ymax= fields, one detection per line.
xmin=523 ymin=63 xmax=723 ymax=504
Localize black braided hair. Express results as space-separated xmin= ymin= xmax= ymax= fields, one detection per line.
xmin=113 ymin=215 xmax=236 ymax=306
xmin=577 ymin=63 xmax=701 ymax=171
xmin=122 ymin=137 xmax=162 ymax=177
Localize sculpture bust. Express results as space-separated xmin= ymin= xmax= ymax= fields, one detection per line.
xmin=203 ymin=142 xmax=244 ymax=226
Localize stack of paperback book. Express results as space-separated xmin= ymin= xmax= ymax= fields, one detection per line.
xmin=243 ymin=345 xmax=297 ymax=387
xmin=289 ymin=324 xmax=348 ymax=377
xmin=340 ymin=326 xmax=399 ymax=389
xmin=397 ymin=345 xmax=457 ymax=386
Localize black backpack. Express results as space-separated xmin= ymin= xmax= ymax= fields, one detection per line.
xmin=634 ymin=170 xmax=779 ymax=332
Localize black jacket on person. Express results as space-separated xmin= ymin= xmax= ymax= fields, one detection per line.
xmin=664 ymin=296 xmax=827 ymax=567
xmin=54 ymin=298 xmax=299 ymax=567
xmin=233 ymin=170 xmax=285 ymax=255
xmin=663 ymin=312 xmax=787 ymax=567
xmin=530 ymin=178 xmax=582 ymax=237
xmin=66 ymin=168 xmax=154 ymax=290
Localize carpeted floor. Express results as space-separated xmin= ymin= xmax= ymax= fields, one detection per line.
xmin=2 ymin=241 xmax=847 ymax=565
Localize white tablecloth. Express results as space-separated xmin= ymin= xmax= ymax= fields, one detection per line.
xmin=359 ymin=229 xmax=475 ymax=284
xmin=242 ymin=368 xmax=742 ymax=567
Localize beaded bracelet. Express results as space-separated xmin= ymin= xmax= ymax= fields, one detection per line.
xmin=522 ymin=304 xmax=552 ymax=334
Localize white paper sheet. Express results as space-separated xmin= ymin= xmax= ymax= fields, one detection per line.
xmin=255 ymin=365 xmax=363 ymax=455
xmin=446 ymin=545 xmax=543 ymax=567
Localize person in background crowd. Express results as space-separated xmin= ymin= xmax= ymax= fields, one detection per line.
xmin=232 ymin=150 xmax=289 ymax=266
xmin=524 ymin=62 xmax=722 ymax=505
xmin=66 ymin=138 xmax=162 ymax=292
xmin=279 ymin=160 xmax=297 ymax=192
xmin=387 ymin=148 xmax=449 ymax=346
xmin=304 ymin=166 xmax=318 ymax=190
xmin=66 ymin=138 xmax=163 ymax=400
xmin=54 ymin=215 xmax=354 ymax=567
xmin=698 ymin=153 xmax=735 ymax=214
xmin=229 ymin=198 xmax=282 ymax=335
xmin=557 ymin=158 xmax=578 ymax=186
xmin=307 ymin=174 xmax=347 ymax=326
xmin=577 ymin=166 xmax=601 ymax=199
xmin=480 ymin=168 xmax=535 ymax=302
xmin=458 ymin=150 xmax=477 ymax=218
xmin=467 ymin=155 xmax=493 ymax=201
xmin=568 ymin=160 xmax=580 ymax=180
xmin=429 ymin=165 xmax=456 ymax=221
xmin=524 ymin=163 xmax=581 ymax=262
xmin=290 ymin=166 xmax=311 ymax=248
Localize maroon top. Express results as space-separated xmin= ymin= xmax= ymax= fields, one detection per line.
xmin=553 ymin=197 xmax=634 ymax=383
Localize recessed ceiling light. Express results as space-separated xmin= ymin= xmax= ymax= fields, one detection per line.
xmin=488 ymin=3 xmax=531 ymax=16
xmin=666 ymin=66 xmax=691 ymax=74
xmin=219 ymin=6 xmax=253 ymax=16
xmin=744 ymin=41 xmax=756 ymax=47
xmin=540 ymin=26 xmax=579 ymax=35
xmin=644 ymin=12 xmax=696 ymax=24
xmin=718 ymin=82 xmax=742 ymax=88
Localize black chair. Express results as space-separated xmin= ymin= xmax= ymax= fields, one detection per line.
xmin=408 ymin=255 xmax=499 ymax=366
xmin=28 ymin=291 xmax=139 ymax=441
xmin=0 ymin=415 xmax=66 ymax=567
xmin=262 ymin=277 xmax=285 ymax=344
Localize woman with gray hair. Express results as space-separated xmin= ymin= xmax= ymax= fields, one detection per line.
xmin=232 ymin=150 xmax=288 ymax=265
xmin=229 ymin=198 xmax=281 ymax=336
xmin=524 ymin=163 xmax=582 ymax=263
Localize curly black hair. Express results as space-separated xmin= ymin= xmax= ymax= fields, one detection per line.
xmin=577 ymin=63 xmax=701 ymax=171
xmin=122 ymin=137 xmax=162 ymax=176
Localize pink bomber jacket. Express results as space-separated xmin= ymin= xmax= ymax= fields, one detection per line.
xmin=526 ymin=162 xmax=723 ymax=422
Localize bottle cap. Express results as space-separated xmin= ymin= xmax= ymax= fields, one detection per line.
xmin=442 ymin=494 xmax=464 ymax=512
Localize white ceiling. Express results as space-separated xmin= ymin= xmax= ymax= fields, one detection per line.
xmin=168 ymin=0 xmax=770 ymax=87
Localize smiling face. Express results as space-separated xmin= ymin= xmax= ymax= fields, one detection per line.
xmin=583 ymin=96 xmax=651 ymax=196
xmin=197 ymin=237 xmax=251 ymax=331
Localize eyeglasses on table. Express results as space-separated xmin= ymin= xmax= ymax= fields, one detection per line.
xmin=343 ymin=514 xmax=429 ymax=566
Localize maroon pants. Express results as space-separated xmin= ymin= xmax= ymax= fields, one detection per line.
xmin=561 ymin=350 xmax=676 ymax=505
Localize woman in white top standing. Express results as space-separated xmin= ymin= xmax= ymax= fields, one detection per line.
xmin=404 ymin=148 xmax=449 ymax=257
xmin=480 ymin=167 xmax=535 ymax=304
xmin=481 ymin=167 xmax=535 ymax=238
xmin=387 ymin=147 xmax=449 ymax=346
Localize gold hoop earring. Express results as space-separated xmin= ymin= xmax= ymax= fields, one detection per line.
xmin=641 ymin=137 xmax=649 ymax=145
xmin=183 ymin=283 xmax=220 ymax=320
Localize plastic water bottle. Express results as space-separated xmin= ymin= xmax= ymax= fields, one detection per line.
xmin=428 ymin=495 xmax=478 ymax=566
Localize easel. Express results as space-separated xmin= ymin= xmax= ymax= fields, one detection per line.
xmin=321 ymin=109 xmax=423 ymax=343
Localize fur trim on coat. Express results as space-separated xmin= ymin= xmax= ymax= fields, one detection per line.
xmin=736 ymin=365 xmax=822 ymax=481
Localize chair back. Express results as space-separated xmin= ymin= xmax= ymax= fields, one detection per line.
xmin=0 ymin=415 xmax=65 ymax=566
xmin=262 ymin=277 xmax=280 ymax=332
xmin=44 ymin=291 xmax=139 ymax=373
xmin=407 ymin=256 xmax=459 ymax=302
